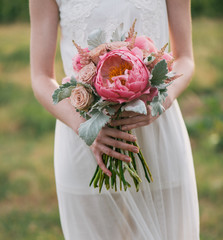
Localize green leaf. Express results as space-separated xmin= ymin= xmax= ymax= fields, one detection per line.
xmin=156 ymin=82 xmax=172 ymax=90
xmin=150 ymin=59 xmax=168 ymax=86
xmin=87 ymin=29 xmax=106 ymax=50
xmin=150 ymin=95 xmax=165 ymax=117
xmin=78 ymin=111 xmax=111 ymax=146
xmin=52 ymin=77 xmax=77 ymax=104
xmin=121 ymin=99 xmax=147 ymax=115
xmin=144 ymin=54 xmax=155 ymax=65
xmin=90 ymin=99 xmax=117 ymax=113
xmin=111 ymin=23 xmax=125 ymax=42
xmin=159 ymin=90 xmax=168 ymax=103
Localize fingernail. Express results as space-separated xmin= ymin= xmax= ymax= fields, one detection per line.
xmin=132 ymin=136 xmax=137 ymax=141
xmin=125 ymin=157 xmax=131 ymax=162
xmin=133 ymin=147 xmax=139 ymax=153
xmin=122 ymin=126 xmax=127 ymax=131
xmin=107 ymin=172 xmax=112 ymax=177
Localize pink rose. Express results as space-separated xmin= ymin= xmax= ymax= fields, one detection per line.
xmin=94 ymin=47 xmax=157 ymax=104
xmin=72 ymin=48 xmax=89 ymax=72
xmin=70 ymin=85 xmax=94 ymax=111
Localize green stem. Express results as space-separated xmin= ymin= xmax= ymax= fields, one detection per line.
xmin=89 ymin=165 xmax=99 ymax=187
xmin=133 ymin=141 xmax=153 ymax=182
xmin=93 ymin=168 xmax=101 ymax=188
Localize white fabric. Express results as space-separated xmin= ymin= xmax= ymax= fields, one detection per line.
xmin=54 ymin=0 xmax=200 ymax=239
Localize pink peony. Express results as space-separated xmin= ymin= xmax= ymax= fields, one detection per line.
xmin=94 ymin=47 xmax=157 ymax=104
xmin=72 ymin=48 xmax=89 ymax=72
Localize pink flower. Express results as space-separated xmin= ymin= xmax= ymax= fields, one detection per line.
xmin=94 ymin=47 xmax=157 ymax=104
xmin=134 ymin=36 xmax=157 ymax=53
xmin=72 ymin=48 xmax=89 ymax=72
xmin=126 ymin=36 xmax=157 ymax=58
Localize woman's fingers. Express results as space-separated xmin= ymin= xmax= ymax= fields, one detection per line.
xmin=97 ymin=144 xmax=131 ymax=163
xmin=111 ymin=115 xmax=150 ymax=127
xmin=122 ymin=121 xmax=149 ymax=131
xmin=95 ymin=153 xmax=112 ymax=177
xmin=102 ymin=137 xmax=139 ymax=153
xmin=103 ymin=127 xmax=137 ymax=142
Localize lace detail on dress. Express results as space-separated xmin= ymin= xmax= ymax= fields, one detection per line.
xmin=56 ymin=0 xmax=164 ymax=46
xmin=128 ymin=0 xmax=162 ymax=44
xmin=57 ymin=0 xmax=101 ymax=42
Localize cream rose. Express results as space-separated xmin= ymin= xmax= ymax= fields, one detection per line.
xmin=70 ymin=85 xmax=94 ymax=111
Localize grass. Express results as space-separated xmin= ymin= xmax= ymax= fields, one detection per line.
xmin=0 ymin=19 xmax=222 ymax=239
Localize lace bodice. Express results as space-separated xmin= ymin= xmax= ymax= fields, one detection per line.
xmin=55 ymin=0 xmax=169 ymax=76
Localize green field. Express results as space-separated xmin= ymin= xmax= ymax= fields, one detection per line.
xmin=0 ymin=18 xmax=222 ymax=240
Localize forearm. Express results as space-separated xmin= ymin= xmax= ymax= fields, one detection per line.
xmin=31 ymin=75 xmax=84 ymax=133
xmin=165 ymin=56 xmax=194 ymax=107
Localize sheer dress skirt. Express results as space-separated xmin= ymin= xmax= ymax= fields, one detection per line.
xmin=54 ymin=101 xmax=200 ymax=240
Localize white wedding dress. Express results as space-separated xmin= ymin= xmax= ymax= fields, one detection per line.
xmin=54 ymin=0 xmax=200 ymax=239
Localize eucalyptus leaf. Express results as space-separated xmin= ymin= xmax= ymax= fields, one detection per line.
xmin=78 ymin=111 xmax=111 ymax=146
xmin=87 ymin=29 xmax=106 ymax=50
xmin=111 ymin=23 xmax=124 ymax=42
xmin=121 ymin=99 xmax=147 ymax=115
xmin=150 ymin=59 xmax=168 ymax=86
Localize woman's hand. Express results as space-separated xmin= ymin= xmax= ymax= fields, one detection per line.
xmin=110 ymin=95 xmax=173 ymax=131
xmin=90 ymin=126 xmax=139 ymax=176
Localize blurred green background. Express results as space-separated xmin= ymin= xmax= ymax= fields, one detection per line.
xmin=0 ymin=0 xmax=222 ymax=239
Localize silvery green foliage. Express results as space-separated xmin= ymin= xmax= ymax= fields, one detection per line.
xmin=150 ymin=59 xmax=168 ymax=86
xmin=111 ymin=23 xmax=125 ymax=42
xmin=78 ymin=110 xmax=111 ymax=146
xmin=149 ymin=59 xmax=178 ymax=116
xmin=90 ymin=99 xmax=116 ymax=113
xmin=87 ymin=29 xmax=106 ymax=50
xmin=121 ymin=99 xmax=147 ymax=115
xmin=150 ymin=95 xmax=165 ymax=117
xmin=52 ymin=76 xmax=77 ymax=104
xmin=166 ymin=71 xmax=176 ymax=79
xmin=78 ymin=100 xmax=117 ymax=145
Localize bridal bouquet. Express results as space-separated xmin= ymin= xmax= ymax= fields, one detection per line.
xmin=52 ymin=19 xmax=181 ymax=192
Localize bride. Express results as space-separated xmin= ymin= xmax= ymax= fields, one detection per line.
xmin=29 ymin=0 xmax=200 ymax=239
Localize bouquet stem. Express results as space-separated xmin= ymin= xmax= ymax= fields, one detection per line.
xmin=89 ymin=124 xmax=153 ymax=192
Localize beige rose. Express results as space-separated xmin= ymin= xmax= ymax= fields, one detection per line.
xmin=89 ymin=44 xmax=107 ymax=64
xmin=77 ymin=62 xmax=97 ymax=84
xmin=70 ymin=85 xmax=94 ymax=111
